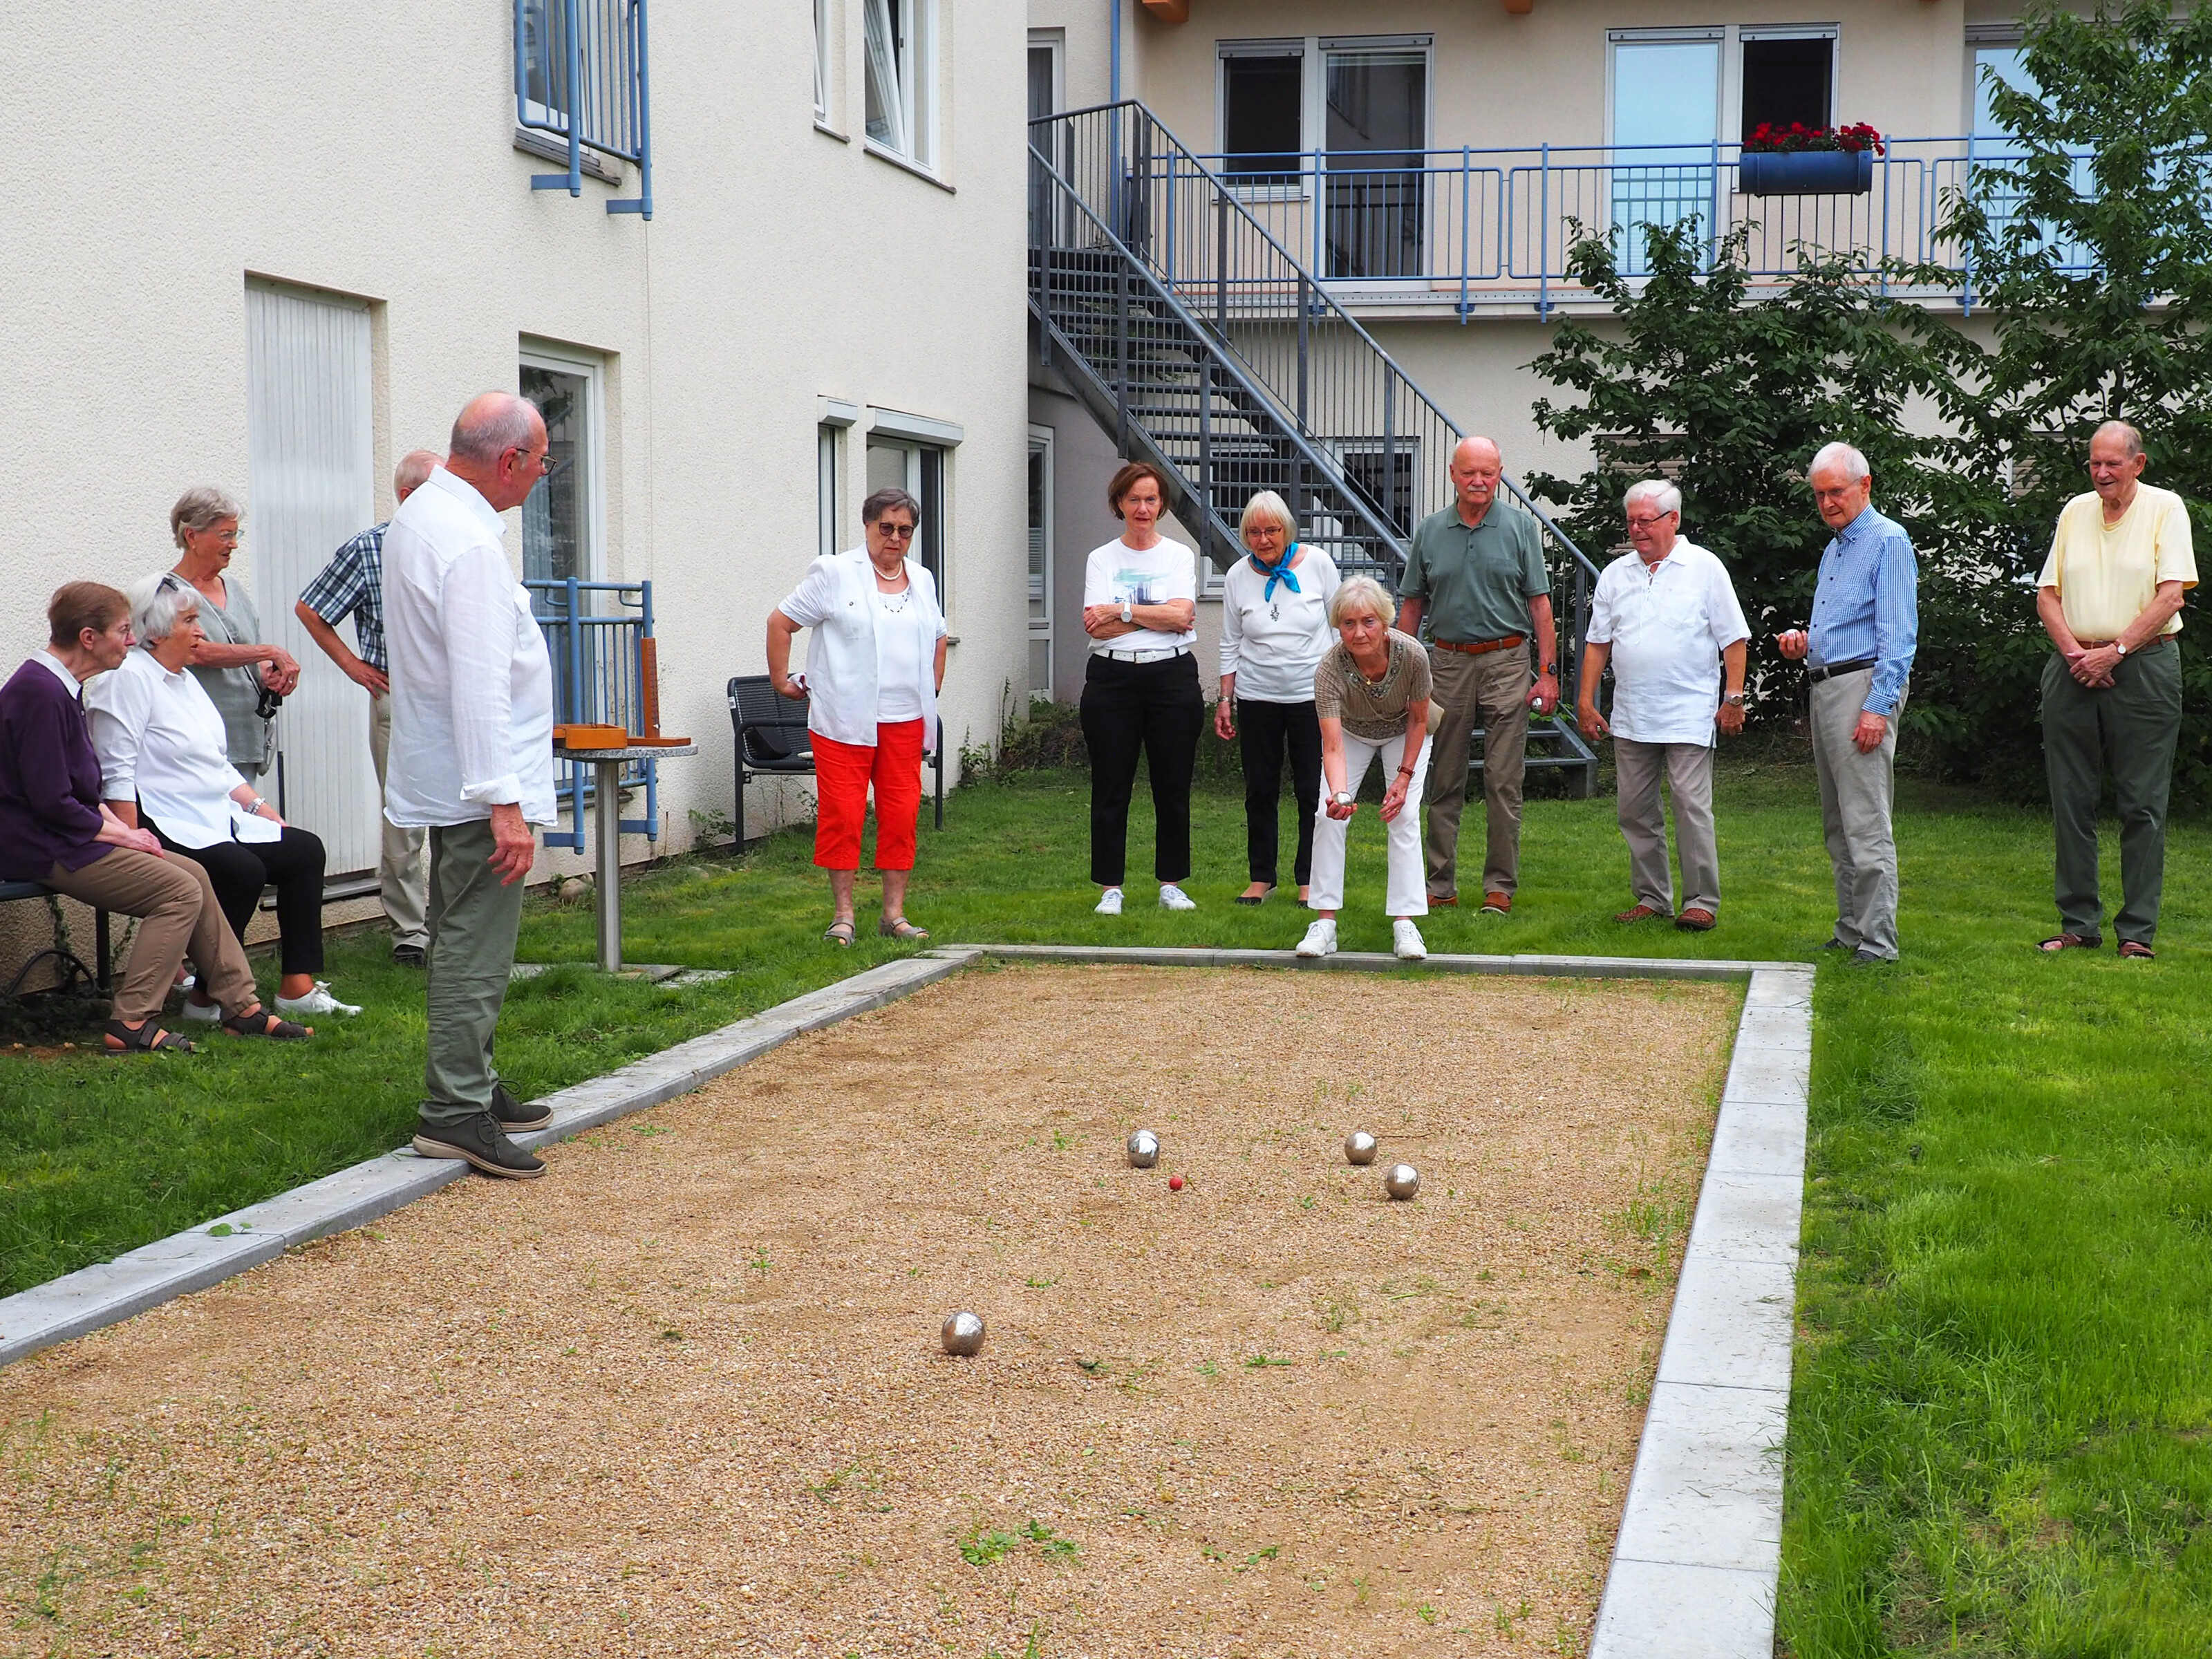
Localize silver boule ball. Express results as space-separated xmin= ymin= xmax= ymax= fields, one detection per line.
xmin=1127 ymin=1130 xmax=1161 ymax=1169
xmin=1344 ymin=1130 xmax=1378 ymax=1166
xmin=941 ymin=1310 xmax=986 ymax=1356
xmin=1383 ymin=1163 xmax=1421 ymax=1201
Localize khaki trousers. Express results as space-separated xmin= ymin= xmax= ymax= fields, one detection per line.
xmin=422 ymin=818 xmax=526 ymax=1125
xmin=1422 ymin=642 xmax=1530 ymax=900
xmin=2041 ymin=643 xmax=2180 ymax=946
xmin=1614 ymin=738 xmax=1719 ymax=915
xmin=1810 ymin=670 xmax=1903 ymax=960
xmin=42 ymin=847 xmax=257 ymax=1024
xmin=370 ymin=693 xmax=429 ymax=948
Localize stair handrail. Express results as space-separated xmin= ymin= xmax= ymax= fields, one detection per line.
xmin=1031 ymin=100 xmax=1603 ymax=585
xmin=1027 ymin=142 xmax=1418 ymax=574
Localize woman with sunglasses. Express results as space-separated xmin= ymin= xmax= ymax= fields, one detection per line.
xmin=1214 ymin=490 xmax=1340 ymax=906
xmin=767 ymin=487 xmax=949 ymax=946
xmin=166 ymin=487 xmax=300 ymax=781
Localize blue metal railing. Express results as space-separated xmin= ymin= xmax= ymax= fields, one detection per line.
xmin=1179 ymin=136 xmax=2096 ymax=316
xmin=516 ymin=0 xmax=653 ymax=217
xmin=526 ymin=578 xmax=659 ymax=852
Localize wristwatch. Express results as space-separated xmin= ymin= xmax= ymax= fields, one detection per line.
xmin=2115 ymin=641 xmax=2130 ymax=657
xmin=1120 ymin=600 xmax=1134 ymax=624
xmin=1724 ymin=693 xmax=1745 ymax=705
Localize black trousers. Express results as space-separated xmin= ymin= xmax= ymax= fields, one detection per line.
xmin=145 ymin=816 xmax=326 ymax=975
xmin=1079 ymin=651 xmax=1205 ymax=887
xmin=1237 ymin=697 xmax=1322 ymax=887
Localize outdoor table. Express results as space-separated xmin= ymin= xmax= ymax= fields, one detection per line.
xmin=555 ymin=742 xmax=697 ymax=973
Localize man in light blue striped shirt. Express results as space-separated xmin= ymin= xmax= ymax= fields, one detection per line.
xmin=1776 ymin=441 xmax=1918 ymax=962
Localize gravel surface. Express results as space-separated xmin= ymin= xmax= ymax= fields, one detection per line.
xmin=0 ymin=964 xmax=1737 ymax=1657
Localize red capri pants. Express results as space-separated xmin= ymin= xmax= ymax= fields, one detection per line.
xmin=813 ymin=719 xmax=926 ymax=872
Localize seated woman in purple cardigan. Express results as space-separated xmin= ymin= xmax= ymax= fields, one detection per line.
xmin=0 ymin=583 xmax=310 ymax=1051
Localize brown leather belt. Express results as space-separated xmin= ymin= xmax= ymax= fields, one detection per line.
xmin=2074 ymin=636 xmax=2167 ymax=651
xmin=1434 ymin=633 xmax=1526 ymax=656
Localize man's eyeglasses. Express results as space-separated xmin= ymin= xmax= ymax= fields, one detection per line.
xmin=509 ymin=447 xmax=556 ymax=476
xmin=1625 ymin=513 xmax=1675 ymax=529
xmin=874 ymin=522 xmax=918 ymax=541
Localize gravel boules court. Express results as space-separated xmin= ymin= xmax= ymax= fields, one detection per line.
xmin=0 ymin=962 xmax=1738 ymax=1656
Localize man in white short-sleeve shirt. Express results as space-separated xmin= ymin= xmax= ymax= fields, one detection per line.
xmin=1576 ymin=480 xmax=1750 ymax=931
xmin=384 ymin=392 xmax=559 ymax=1181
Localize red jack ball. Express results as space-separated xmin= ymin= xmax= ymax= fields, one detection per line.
xmin=1169 ymin=1174 xmax=1185 ymax=1192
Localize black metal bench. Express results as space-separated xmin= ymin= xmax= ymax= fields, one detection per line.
xmin=726 ymin=675 xmax=946 ymax=847
xmin=0 ymin=880 xmax=112 ymax=995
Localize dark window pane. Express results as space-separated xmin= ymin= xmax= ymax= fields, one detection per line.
xmin=1741 ymin=38 xmax=1832 ymax=140
xmin=1223 ymin=54 xmax=1302 ymax=181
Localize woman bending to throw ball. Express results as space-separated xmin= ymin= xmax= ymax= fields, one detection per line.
xmin=1078 ymin=462 xmax=1204 ymax=915
xmin=767 ymin=487 xmax=949 ymax=945
xmin=1298 ymin=577 xmax=1434 ymax=962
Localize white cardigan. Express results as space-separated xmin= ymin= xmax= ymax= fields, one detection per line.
xmin=777 ymin=547 xmax=948 ymax=749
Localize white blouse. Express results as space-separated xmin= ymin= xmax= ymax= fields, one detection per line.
xmin=87 ymin=647 xmax=279 ymax=849
xmin=777 ymin=548 xmax=948 ymax=748
xmin=1217 ymin=545 xmax=1341 ymax=702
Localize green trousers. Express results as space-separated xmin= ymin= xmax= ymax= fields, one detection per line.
xmin=2041 ymin=642 xmax=2181 ymax=946
xmin=422 ymin=818 xmax=527 ymax=1125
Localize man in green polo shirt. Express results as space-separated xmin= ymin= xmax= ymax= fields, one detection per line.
xmin=1398 ymin=435 xmax=1558 ymax=914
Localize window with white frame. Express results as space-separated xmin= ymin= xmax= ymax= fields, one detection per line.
xmin=864 ymin=0 xmax=937 ymax=167
xmin=1027 ymin=429 xmax=1053 ymax=694
xmin=817 ymin=424 xmax=840 ymax=559
xmin=519 ymin=345 xmax=606 ymax=606
xmin=1739 ymin=28 xmax=1835 ymax=141
xmin=814 ymin=0 xmax=831 ymax=122
xmin=1219 ymin=41 xmax=1304 ymax=184
xmin=867 ymin=435 xmax=948 ymax=597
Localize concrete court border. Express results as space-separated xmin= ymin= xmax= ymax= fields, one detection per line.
xmin=0 ymin=941 xmax=1812 ymax=1657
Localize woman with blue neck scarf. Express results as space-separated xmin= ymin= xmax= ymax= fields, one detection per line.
xmin=1215 ymin=491 xmax=1340 ymax=904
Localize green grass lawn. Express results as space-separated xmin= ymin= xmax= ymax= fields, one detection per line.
xmin=6 ymin=755 xmax=2212 ymax=1651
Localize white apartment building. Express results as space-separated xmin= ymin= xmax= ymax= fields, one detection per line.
xmin=1022 ymin=1 xmax=2040 ymax=702
xmin=3 ymin=0 xmax=1031 ymax=964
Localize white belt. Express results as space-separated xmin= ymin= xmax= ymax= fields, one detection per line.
xmin=1098 ymin=645 xmax=1191 ymax=664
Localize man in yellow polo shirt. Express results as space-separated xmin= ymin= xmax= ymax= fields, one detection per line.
xmin=2035 ymin=420 xmax=2197 ymax=959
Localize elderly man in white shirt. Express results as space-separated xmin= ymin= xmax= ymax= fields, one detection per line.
xmin=1576 ymin=480 xmax=1750 ymax=932
xmin=384 ymin=392 xmax=559 ymax=1180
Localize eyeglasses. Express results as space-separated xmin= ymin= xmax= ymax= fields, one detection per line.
xmin=509 ymin=447 xmax=556 ymax=475
xmin=1625 ymin=513 xmax=1675 ymax=529
xmin=873 ymin=523 xmax=918 ymax=541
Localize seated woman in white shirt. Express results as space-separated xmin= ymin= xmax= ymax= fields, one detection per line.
xmin=767 ymin=487 xmax=950 ymax=946
xmin=1213 ymin=491 xmax=1340 ymax=906
xmin=87 ymin=574 xmax=354 ymax=1031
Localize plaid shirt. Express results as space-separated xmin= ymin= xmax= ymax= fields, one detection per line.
xmin=298 ymin=521 xmax=391 ymax=673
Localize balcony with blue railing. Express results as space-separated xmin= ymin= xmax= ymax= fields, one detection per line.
xmin=516 ymin=0 xmax=653 ymax=216
xmin=1165 ymin=137 xmax=2091 ymax=318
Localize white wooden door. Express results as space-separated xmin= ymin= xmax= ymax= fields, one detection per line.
xmin=244 ymin=280 xmax=379 ymax=878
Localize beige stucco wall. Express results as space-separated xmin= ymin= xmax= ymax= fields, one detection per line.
xmin=6 ymin=0 xmax=1030 ymax=929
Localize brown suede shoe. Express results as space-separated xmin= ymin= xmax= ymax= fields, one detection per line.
xmin=1427 ymin=892 xmax=1460 ymax=908
xmin=1614 ymin=903 xmax=1671 ymax=924
xmin=1676 ymin=908 xmax=1717 ymax=932
xmin=1481 ymin=892 xmax=1512 ymax=915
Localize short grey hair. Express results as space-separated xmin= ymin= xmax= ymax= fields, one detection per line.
xmin=395 ymin=449 xmax=442 ymax=494
xmin=2092 ymin=419 xmax=2146 ymax=459
xmin=1623 ymin=479 xmax=1682 ymax=518
xmin=1239 ymin=490 xmax=1296 ymax=540
xmin=169 ymin=486 xmax=241 ymax=550
xmin=1808 ymin=441 xmax=1872 ymax=484
xmin=449 ymin=393 xmax=542 ymax=466
xmin=861 ymin=487 xmax=921 ymax=526
xmin=1329 ymin=575 xmax=1397 ymax=629
xmin=128 ymin=570 xmax=200 ymax=644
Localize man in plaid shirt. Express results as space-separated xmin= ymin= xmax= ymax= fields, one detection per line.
xmin=294 ymin=450 xmax=442 ymax=965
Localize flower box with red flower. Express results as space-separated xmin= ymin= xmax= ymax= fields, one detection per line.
xmin=1736 ymin=122 xmax=1884 ymax=196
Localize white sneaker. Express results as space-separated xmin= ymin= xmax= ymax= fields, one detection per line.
xmin=276 ymin=981 xmax=361 ymax=1018
xmin=1095 ymin=887 xmax=1124 ymax=916
xmin=1159 ymin=883 xmax=1197 ymax=911
xmin=1297 ymin=918 xmax=1338 ymax=958
xmin=1393 ymin=918 xmax=1428 ymax=961
xmin=180 ymin=997 xmax=223 ymax=1022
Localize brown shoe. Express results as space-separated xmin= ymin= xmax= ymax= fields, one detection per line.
xmin=1676 ymin=908 xmax=1716 ymax=932
xmin=1481 ymin=892 xmax=1512 ymax=915
xmin=1614 ymin=903 xmax=1671 ymax=924
xmin=1427 ymin=892 xmax=1459 ymax=908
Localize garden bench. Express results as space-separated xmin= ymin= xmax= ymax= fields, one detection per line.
xmin=0 ymin=879 xmax=111 ymax=995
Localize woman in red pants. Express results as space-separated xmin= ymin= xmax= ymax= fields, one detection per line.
xmin=767 ymin=488 xmax=948 ymax=945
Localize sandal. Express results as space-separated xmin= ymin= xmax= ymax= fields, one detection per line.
xmin=2037 ymin=933 xmax=2101 ymax=952
xmin=878 ymin=917 xmax=930 ymax=941
xmin=221 ymin=1005 xmax=313 ymax=1040
xmin=104 ymin=1018 xmax=196 ymax=1055
xmin=822 ymin=919 xmax=856 ymax=948
xmin=2120 ymin=940 xmax=2157 ymax=959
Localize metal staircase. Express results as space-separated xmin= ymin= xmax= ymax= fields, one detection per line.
xmin=1027 ymin=100 xmax=1599 ymax=794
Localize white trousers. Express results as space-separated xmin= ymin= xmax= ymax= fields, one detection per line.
xmin=1309 ymin=729 xmax=1432 ymax=917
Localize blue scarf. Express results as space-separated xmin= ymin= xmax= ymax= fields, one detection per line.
xmin=1249 ymin=543 xmax=1302 ymax=601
